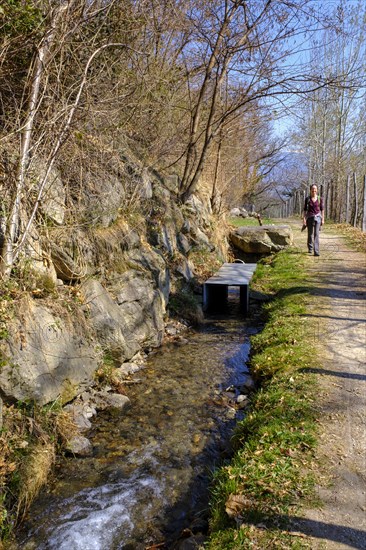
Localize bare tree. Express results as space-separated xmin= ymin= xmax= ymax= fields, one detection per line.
xmin=0 ymin=0 xmax=138 ymax=275
xmin=175 ymin=0 xmax=344 ymax=202
xmin=294 ymin=1 xmax=366 ymax=223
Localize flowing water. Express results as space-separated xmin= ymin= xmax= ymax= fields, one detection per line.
xmin=18 ymin=293 xmax=259 ymax=550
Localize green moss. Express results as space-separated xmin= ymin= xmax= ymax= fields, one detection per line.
xmin=0 ymin=0 xmax=44 ymax=37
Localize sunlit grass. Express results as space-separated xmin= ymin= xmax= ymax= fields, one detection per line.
xmin=205 ymin=247 xmax=320 ymax=549
xmin=228 ymin=217 xmax=273 ymax=227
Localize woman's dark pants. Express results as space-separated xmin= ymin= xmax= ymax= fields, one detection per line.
xmin=307 ymin=217 xmax=321 ymax=255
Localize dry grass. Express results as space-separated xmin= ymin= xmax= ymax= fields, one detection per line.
xmin=333 ymin=223 xmax=366 ymax=251
xmin=16 ymin=441 xmax=55 ymax=521
xmin=0 ymin=404 xmax=77 ymax=540
xmin=53 ymin=410 xmax=79 ymax=444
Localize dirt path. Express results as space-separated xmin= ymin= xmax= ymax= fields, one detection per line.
xmin=289 ymin=223 xmax=366 ymax=549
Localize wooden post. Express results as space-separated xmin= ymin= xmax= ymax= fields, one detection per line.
xmin=346 ymin=174 xmax=350 ymax=224
xmin=353 ymin=172 xmax=358 ymax=228
xmin=362 ymin=175 xmax=366 ymax=232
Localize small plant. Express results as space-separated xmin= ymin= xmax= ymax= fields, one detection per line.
xmin=94 ymin=352 xmax=127 ymax=394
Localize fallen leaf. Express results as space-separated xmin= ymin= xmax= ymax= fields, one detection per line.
xmin=225 ymin=494 xmax=252 ymax=517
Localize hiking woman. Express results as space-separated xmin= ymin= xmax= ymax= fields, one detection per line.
xmin=303 ymin=184 xmax=324 ymax=256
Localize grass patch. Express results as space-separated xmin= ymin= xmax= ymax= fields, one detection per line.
xmin=228 ymin=217 xmax=273 ymax=227
xmin=205 ymin=247 xmax=320 ymax=549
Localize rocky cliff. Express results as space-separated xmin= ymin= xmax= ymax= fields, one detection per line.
xmin=0 ymin=149 xmax=227 ymax=408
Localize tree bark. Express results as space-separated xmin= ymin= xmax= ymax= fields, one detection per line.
xmin=345 ymin=173 xmax=350 ymax=224
xmin=362 ymin=175 xmax=366 ymax=232
xmin=353 ymin=172 xmax=358 ymax=228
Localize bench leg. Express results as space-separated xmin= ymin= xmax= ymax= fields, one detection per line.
xmin=203 ymin=284 xmax=228 ymax=311
xmin=240 ymin=285 xmax=249 ymax=314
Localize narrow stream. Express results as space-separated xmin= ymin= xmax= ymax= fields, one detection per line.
xmin=19 ymin=293 xmax=260 ymax=550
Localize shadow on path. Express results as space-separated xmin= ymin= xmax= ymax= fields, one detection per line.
xmin=281 ymin=514 xmax=365 ymax=549
xmin=236 ymin=511 xmax=366 ymax=549
xmin=300 ymin=367 xmax=366 ymax=382
xmin=300 ymin=313 xmax=366 ymax=323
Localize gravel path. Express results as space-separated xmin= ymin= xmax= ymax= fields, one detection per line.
xmin=291 ymin=224 xmax=366 ymax=549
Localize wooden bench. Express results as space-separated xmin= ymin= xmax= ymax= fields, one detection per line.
xmin=203 ymin=262 xmax=257 ymax=314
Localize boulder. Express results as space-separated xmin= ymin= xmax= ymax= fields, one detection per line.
xmin=177 ymin=233 xmax=191 ymax=254
xmin=86 ymin=390 xmax=131 ymax=411
xmin=114 ymin=271 xmax=165 ymax=347
xmin=189 ymin=225 xmax=215 ymax=251
xmin=159 ymin=223 xmax=177 ymax=256
xmin=183 ymin=195 xmax=212 ymax=228
xmin=63 ymin=402 xmax=96 ymax=431
xmin=230 ymin=208 xmax=241 ymax=217
xmin=100 ymin=392 xmax=131 ymax=410
xmin=0 ymin=297 xmax=99 ymax=405
xmin=230 ymin=207 xmax=248 ymax=218
xmin=176 ymin=258 xmax=195 ymax=281
xmin=117 ymin=362 xmax=142 ymax=376
xmin=230 ymin=224 xmax=293 ymax=254
xmin=22 ymin=227 xmax=58 ymax=284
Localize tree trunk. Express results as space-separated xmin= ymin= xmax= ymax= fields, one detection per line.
xmin=362 ymin=175 xmax=366 ymax=232
xmin=210 ymin=138 xmax=222 ymax=213
xmin=345 ymin=173 xmax=350 ymax=223
xmin=353 ymin=172 xmax=358 ymax=227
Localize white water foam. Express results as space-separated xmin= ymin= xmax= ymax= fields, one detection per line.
xmin=30 ymin=475 xmax=164 ymax=550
